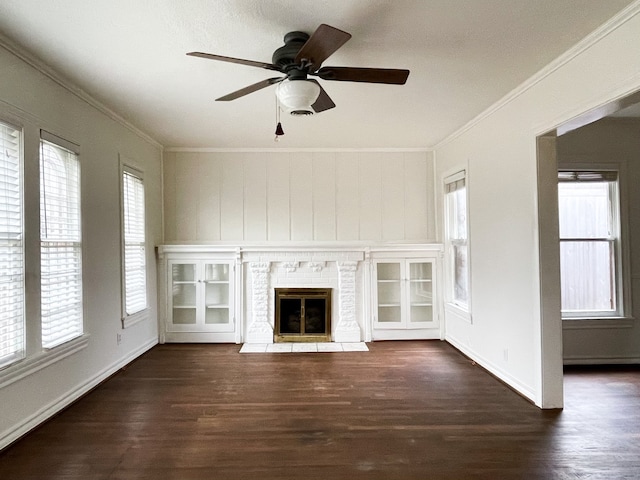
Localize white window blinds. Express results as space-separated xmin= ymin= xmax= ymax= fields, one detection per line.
xmin=0 ymin=121 xmax=24 ymax=367
xmin=122 ymin=169 xmax=147 ymax=316
xmin=444 ymin=171 xmax=469 ymax=309
xmin=40 ymin=135 xmax=83 ymax=348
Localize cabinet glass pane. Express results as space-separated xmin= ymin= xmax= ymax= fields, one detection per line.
xmin=377 ymin=263 xmax=400 ymax=281
xmin=205 ymin=308 xmax=229 ymax=324
xmin=409 ymin=262 xmax=431 ymax=281
xmin=205 ymin=283 xmax=229 ymax=307
xmin=172 ymin=263 xmax=195 ymax=282
xmin=377 ymin=282 xmax=401 ymax=305
xmin=204 ymin=263 xmax=229 ymax=282
xmin=378 ymin=305 xmax=401 ymax=323
xmin=173 ymin=307 xmax=196 ymax=324
xmin=172 ymin=284 xmax=196 ymax=306
xmin=410 ymin=305 xmax=433 ymax=323
xmin=409 ymin=281 xmax=432 ymax=304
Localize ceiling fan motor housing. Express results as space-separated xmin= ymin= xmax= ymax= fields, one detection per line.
xmin=272 ymin=31 xmax=310 ymax=74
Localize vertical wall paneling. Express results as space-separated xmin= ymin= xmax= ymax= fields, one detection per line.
xmin=197 ymin=154 xmax=222 ymax=241
xmin=290 ymin=152 xmax=313 ymax=241
xmin=424 ymin=151 xmax=436 ymax=240
xmin=404 ymin=152 xmax=430 ymax=240
xmin=220 ymin=153 xmax=244 ymax=240
xmin=312 ymin=152 xmax=337 ymax=241
xmin=359 ymin=153 xmax=383 ymax=241
xmin=243 ymin=153 xmax=268 ymax=241
xmin=381 ymin=152 xmax=406 ymax=241
xmin=163 ymin=152 xmax=177 ymax=242
xmin=164 ymin=150 xmax=432 ymax=243
xmin=335 ymin=153 xmax=360 ymax=240
xmin=175 ymin=153 xmax=199 ymax=241
xmin=267 ymin=154 xmax=290 ymax=241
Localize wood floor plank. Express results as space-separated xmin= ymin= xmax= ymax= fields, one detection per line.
xmin=0 ymin=341 xmax=639 ymax=479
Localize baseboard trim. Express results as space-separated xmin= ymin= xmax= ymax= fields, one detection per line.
xmin=445 ymin=335 xmax=537 ymax=405
xmin=0 ymin=338 xmax=158 ymax=451
xmin=564 ymin=356 xmax=640 ymax=365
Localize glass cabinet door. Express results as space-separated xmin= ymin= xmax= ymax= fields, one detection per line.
xmin=376 ymin=262 xmax=402 ymax=324
xmin=408 ymin=261 xmax=433 ymax=324
xmin=203 ymin=263 xmax=230 ymax=326
xmin=171 ymin=263 xmax=197 ymax=325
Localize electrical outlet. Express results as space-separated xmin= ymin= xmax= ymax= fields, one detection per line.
xmin=117 ymin=333 xmax=122 ymax=346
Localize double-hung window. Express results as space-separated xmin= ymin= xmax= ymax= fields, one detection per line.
xmin=0 ymin=121 xmax=24 ymax=368
xmin=558 ymin=170 xmax=623 ymax=318
xmin=121 ymin=165 xmax=147 ymax=325
xmin=40 ymin=133 xmax=83 ymax=348
xmin=444 ymin=171 xmax=470 ymax=311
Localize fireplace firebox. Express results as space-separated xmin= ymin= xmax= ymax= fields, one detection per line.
xmin=274 ymin=288 xmax=331 ymax=342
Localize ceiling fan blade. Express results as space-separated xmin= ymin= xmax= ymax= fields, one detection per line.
xmin=216 ymin=77 xmax=284 ymax=101
xmin=308 ymin=80 xmax=336 ymax=113
xmin=295 ymin=24 xmax=351 ymax=71
xmin=187 ymin=52 xmax=281 ymax=72
xmin=315 ymin=66 xmax=410 ymax=84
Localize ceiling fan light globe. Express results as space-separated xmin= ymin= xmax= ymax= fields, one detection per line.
xmin=276 ymin=80 xmax=321 ymax=114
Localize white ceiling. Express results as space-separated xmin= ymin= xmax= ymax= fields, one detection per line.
xmin=0 ymin=0 xmax=635 ymax=149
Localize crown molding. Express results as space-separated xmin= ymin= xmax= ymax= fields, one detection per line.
xmin=0 ymin=32 xmax=163 ymax=150
xmin=433 ymin=0 xmax=640 ymax=150
xmin=164 ymin=147 xmax=432 ymax=153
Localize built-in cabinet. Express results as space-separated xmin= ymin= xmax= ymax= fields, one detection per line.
xmin=371 ymin=250 xmax=441 ymax=340
xmin=158 ymin=244 xmax=442 ymax=344
xmin=160 ymin=248 xmax=239 ymax=343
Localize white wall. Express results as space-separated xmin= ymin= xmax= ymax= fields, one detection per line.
xmin=557 ymin=119 xmax=640 ymax=363
xmin=434 ymin=6 xmax=640 ymax=407
xmin=0 ymin=43 xmax=163 ymax=449
xmin=163 ymin=150 xmax=435 ymax=244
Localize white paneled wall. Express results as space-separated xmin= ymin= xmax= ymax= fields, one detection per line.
xmin=163 ymin=151 xmax=435 ymax=243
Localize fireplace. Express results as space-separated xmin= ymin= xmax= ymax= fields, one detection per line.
xmin=274 ymin=288 xmax=331 ymax=342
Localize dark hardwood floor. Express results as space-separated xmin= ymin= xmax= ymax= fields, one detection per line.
xmin=1 ymin=341 xmax=639 ymax=479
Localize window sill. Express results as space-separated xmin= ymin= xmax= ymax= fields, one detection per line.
xmin=122 ymin=308 xmax=149 ymax=329
xmin=0 ymin=334 xmax=90 ymax=389
xmin=444 ymin=302 xmax=472 ymax=324
xmin=562 ymin=317 xmax=634 ymax=329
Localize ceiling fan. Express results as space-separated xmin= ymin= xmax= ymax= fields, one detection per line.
xmin=187 ymin=24 xmax=410 ymax=117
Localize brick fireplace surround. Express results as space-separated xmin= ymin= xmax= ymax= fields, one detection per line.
xmin=241 ymin=248 xmax=365 ymax=344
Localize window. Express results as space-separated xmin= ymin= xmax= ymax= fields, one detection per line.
xmin=0 ymin=121 xmax=24 ymax=368
xmin=121 ymin=166 xmax=147 ymax=324
xmin=444 ymin=171 xmax=469 ymax=310
xmin=40 ymin=133 xmax=83 ymax=348
xmin=558 ymin=170 xmax=623 ymax=318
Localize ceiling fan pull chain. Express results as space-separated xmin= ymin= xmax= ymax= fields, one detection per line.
xmin=274 ymin=96 xmax=284 ymax=142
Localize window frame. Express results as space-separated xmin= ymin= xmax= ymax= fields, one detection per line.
xmin=443 ymin=169 xmax=471 ymax=321
xmin=120 ymin=160 xmax=148 ymax=328
xmin=39 ymin=131 xmax=84 ymax=349
xmin=557 ymin=164 xmax=631 ymax=321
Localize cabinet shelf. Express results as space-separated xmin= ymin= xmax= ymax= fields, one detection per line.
xmin=173 ymin=305 xmax=196 ymax=309
xmin=173 ymin=281 xmax=196 ymax=285
xmin=379 ymin=303 xmax=401 ymax=308
xmin=205 ymin=280 xmax=228 ymax=284
xmin=206 ymin=304 xmax=229 ymax=309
